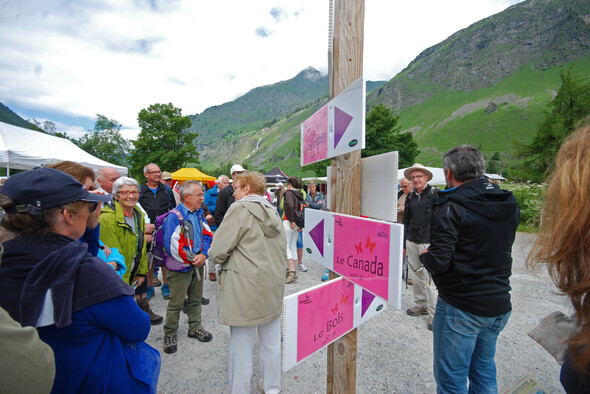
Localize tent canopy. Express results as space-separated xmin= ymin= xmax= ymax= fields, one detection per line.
xmin=398 ymin=166 xmax=446 ymax=186
xmin=0 ymin=121 xmax=128 ymax=176
xmin=171 ymin=167 xmax=216 ymax=181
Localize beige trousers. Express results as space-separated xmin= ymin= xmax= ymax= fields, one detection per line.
xmin=406 ymin=240 xmax=438 ymax=317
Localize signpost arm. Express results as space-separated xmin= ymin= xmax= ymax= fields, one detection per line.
xmin=327 ymin=0 xmax=364 ymax=392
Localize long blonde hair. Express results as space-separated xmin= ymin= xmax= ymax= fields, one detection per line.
xmin=528 ymin=123 xmax=590 ymax=368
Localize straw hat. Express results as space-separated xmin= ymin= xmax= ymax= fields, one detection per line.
xmin=404 ymin=163 xmax=433 ymax=181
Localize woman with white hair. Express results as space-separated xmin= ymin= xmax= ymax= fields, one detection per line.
xmin=99 ymin=177 xmax=163 ymax=325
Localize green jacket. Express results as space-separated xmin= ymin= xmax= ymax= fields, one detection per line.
xmin=99 ymin=200 xmax=148 ymax=285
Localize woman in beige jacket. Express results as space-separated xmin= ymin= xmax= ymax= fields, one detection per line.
xmin=208 ymin=171 xmax=286 ymax=394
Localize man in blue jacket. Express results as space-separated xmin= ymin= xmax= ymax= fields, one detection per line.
xmin=204 ymin=174 xmax=229 ymax=281
xmin=162 ymin=180 xmax=213 ymax=354
xmin=420 ymin=145 xmax=519 ymax=394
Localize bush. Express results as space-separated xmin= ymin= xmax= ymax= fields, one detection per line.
xmin=504 ymin=182 xmax=545 ymax=230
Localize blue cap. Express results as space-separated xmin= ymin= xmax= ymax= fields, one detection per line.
xmin=2 ymin=167 xmax=111 ymax=214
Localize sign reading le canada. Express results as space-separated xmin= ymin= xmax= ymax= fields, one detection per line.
xmin=300 ymin=77 xmax=366 ymax=166
xmin=303 ymin=209 xmax=404 ymax=307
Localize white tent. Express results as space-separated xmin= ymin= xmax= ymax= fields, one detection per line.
xmin=0 ymin=121 xmax=128 ymax=176
xmin=398 ymin=165 xmax=446 ymax=186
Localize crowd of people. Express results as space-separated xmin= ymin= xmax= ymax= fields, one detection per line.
xmin=1 ymin=125 xmax=589 ymax=393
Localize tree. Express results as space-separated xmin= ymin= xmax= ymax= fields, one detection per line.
xmin=76 ymin=114 xmax=132 ymax=167
xmin=516 ymin=67 xmax=590 ymax=181
xmin=364 ymin=104 xmax=419 ymax=167
xmin=131 ymin=103 xmax=197 ymax=177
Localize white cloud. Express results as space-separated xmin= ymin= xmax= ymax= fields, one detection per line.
xmin=0 ymin=0 xmax=524 ymax=135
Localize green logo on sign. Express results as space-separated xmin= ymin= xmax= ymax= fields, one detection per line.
xmin=348 ymin=139 xmax=358 ymax=147
xmin=306 ymin=248 xmax=312 ymax=254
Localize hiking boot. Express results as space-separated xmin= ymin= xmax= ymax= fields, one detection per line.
xmin=285 ymin=270 xmax=297 ymax=284
xmin=201 ymin=297 xmax=210 ymax=305
xmin=209 ymin=272 xmax=217 ymax=281
xmin=146 ymin=286 xmax=155 ymax=300
xmin=188 ymin=328 xmax=212 ymax=342
xmin=139 ymin=298 xmax=163 ymax=325
xmin=428 ymin=316 xmax=433 ymax=331
xmin=164 ymin=335 xmax=177 ymax=354
xmin=161 ymin=284 xmax=170 ymax=300
xmin=152 ymin=276 xmax=162 ymax=287
xmin=406 ymin=306 xmax=428 ymax=317
xmin=298 ymin=263 xmax=308 ymax=272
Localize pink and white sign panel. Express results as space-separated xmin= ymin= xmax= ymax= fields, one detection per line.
xmin=282 ymin=277 xmax=386 ymax=371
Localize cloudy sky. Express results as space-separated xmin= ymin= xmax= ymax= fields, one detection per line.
xmin=0 ymin=0 xmax=524 ymax=140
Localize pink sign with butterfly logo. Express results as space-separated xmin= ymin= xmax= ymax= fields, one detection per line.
xmin=296 ymin=278 xmax=354 ymax=362
xmin=333 ymin=214 xmax=390 ymax=300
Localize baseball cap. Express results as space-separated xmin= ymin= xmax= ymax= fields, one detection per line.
xmin=230 ymin=164 xmax=245 ymax=175
xmin=2 ymin=167 xmax=112 ymax=214
xmin=161 ymin=171 xmax=172 ymax=180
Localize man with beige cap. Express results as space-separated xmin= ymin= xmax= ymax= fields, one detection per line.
xmin=403 ymin=163 xmax=438 ymax=330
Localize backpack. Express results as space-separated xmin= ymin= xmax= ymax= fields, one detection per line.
xmin=284 ymin=190 xmax=307 ymax=228
xmin=149 ymin=209 xmax=191 ymax=271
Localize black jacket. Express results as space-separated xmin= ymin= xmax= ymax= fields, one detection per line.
xmin=214 ymin=185 xmax=235 ymax=227
xmin=139 ymin=183 xmax=173 ymax=223
xmin=403 ymin=184 xmax=437 ymax=243
xmin=420 ymin=178 xmax=519 ymax=317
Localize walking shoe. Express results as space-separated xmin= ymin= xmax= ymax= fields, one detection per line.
xmin=406 ymin=306 xmax=429 ymax=317
xmin=181 ymin=298 xmax=188 ymax=314
xmin=161 ymin=284 xmax=170 ymax=300
xmin=152 ymin=276 xmax=162 ymax=287
xmin=164 ymin=335 xmax=177 ymax=354
xmin=285 ymin=270 xmax=297 ymax=284
xmin=146 ymin=286 xmax=155 ymax=300
xmin=321 ymin=270 xmax=329 ymax=282
xmin=428 ymin=316 xmax=433 ymax=331
xmin=188 ymin=328 xmax=212 ymax=342
xmin=298 ymin=263 xmax=308 ymax=272
xmin=201 ymin=297 xmax=210 ymax=305
xmin=139 ymin=298 xmax=163 ymax=325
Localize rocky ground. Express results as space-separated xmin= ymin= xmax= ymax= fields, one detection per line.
xmin=146 ymin=232 xmax=570 ymax=393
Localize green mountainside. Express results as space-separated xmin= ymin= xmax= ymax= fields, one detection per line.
xmin=367 ymin=0 xmax=590 ymax=166
xmin=197 ymin=0 xmax=590 ymax=176
xmin=0 ymin=103 xmax=41 ymax=131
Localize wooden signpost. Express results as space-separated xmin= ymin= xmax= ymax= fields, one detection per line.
xmin=327 ymin=0 xmax=364 ymax=392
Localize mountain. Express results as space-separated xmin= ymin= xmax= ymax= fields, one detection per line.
xmin=195 ymin=0 xmax=590 ymax=175
xmin=366 ymin=0 xmax=590 ymax=166
xmin=0 ymin=103 xmax=41 ymax=131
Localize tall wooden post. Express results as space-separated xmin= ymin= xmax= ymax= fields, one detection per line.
xmin=327 ymin=0 xmax=364 ymax=393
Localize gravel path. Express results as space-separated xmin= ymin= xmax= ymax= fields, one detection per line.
xmin=146 ymin=232 xmax=570 ymax=393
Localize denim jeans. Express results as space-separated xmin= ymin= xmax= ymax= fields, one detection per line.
xmin=433 ymin=297 xmax=511 ymax=394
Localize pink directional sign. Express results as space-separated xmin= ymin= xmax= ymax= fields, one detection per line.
xmin=301 ymin=104 xmax=328 ymax=166
xmin=282 ymin=277 xmax=387 ymax=371
xmin=297 ymin=278 xmax=354 ymax=361
xmin=303 ymin=209 xmax=404 ymax=308
xmin=300 ymin=77 xmax=365 ymax=166
xmin=334 ymin=214 xmax=390 ymax=300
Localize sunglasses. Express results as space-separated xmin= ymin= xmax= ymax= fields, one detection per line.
xmin=87 ymin=201 xmax=98 ymax=213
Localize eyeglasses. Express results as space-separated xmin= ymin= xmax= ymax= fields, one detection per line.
xmin=401 ymin=185 xmax=412 ymax=189
xmin=187 ymin=193 xmax=205 ymax=198
xmin=87 ymin=201 xmax=98 ymax=213
xmin=410 ymin=174 xmax=425 ymax=180
xmin=147 ymin=171 xmax=162 ymax=174
xmin=119 ymin=190 xmax=140 ymax=197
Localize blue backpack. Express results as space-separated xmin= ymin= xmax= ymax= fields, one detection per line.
xmin=148 ymin=209 xmax=191 ymax=271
